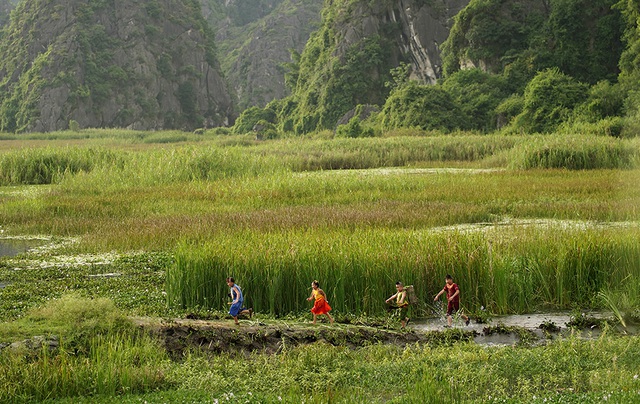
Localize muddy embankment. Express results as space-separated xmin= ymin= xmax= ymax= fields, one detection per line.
xmin=137 ymin=318 xmax=474 ymax=359
xmin=136 ymin=311 xmax=633 ymax=358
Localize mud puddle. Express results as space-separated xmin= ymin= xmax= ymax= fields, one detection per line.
xmin=411 ymin=311 xmax=628 ymax=346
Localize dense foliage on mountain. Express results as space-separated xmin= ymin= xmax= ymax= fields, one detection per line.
xmin=617 ymin=0 xmax=640 ymax=117
xmin=265 ymin=0 xmax=469 ymax=134
xmin=0 ymin=0 xmax=639 ymax=135
xmin=441 ymin=0 xmax=624 ymax=88
xmin=0 ymin=0 xmax=234 ymax=132
xmin=232 ymin=0 xmax=637 ymax=136
xmin=0 ymin=0 xmax=16 ymax=28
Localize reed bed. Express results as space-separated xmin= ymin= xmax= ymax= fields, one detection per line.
xmin=167 ymin=226 xmax=640 ymax=316
xmin=249 ymin=134 xmax=520 ymax=171
xmin=0 ymin=147 xmax=123 ymax=185
xmin=509 ymin=135 xmax=638 ymax=170
xmin=1 ymin=133 xmax=639 ymax=187
xmin=1 ymin=166 xmax=637 ymax=251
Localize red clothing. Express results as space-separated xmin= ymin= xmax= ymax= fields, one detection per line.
xmin=443 ymin=283 xmax=460 ymax=304
xmin=311 ymin=289 xmax=332 ymax=315
xmin=311 ymin=298 xmax=332 ymax=315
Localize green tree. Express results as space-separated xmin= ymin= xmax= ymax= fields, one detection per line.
xmin=233 ymin=105 xmax=278 ymax=134
xmin=514 ymin=68 xmax=588 ymax=133
xmin=442 ymin=69 xmax=509 ymax=131
xmin=572 ymin=80 xmax=626 ymax=122
xmin=378 ymin=82 xmax=469 ymax=132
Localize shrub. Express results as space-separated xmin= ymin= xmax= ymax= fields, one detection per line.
xmin=442 ymin=69 xmax=509 ymax=132
xmin=513 ymin=68 xmax=588 ymax=133
xmin=572 ymin=80 xmax=626 ymax=123
xmin=495 ymin=94 xmax=524 ymax=129
xmin=335 ymin=116 xmax=375 ymax=138
xmin=232 ymin=106 xmax=277 ymax=134
xmin=378 ymin=83 xmax=469 ymax=132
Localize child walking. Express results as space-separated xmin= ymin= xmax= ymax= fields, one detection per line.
xmin=385 ymin=281 xmax=410 ymax=328
xmin=226 ymin=277 xmax=253 ymax=325
xmin=307 ymin=280 xmax=334 ymax=324
xmin=434 ymin=274 xmax=470 ymax=327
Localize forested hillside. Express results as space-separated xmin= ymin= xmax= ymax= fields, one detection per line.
xmin=0 ymin=0 xmax=639 ymax=135
xmin=234 ymin=0 xmax=640 ymax=138
xmin=0 ymin=0 xmax=234 ymax=132
xmin=269 ymin=0 xmax=470 ymax=134
xmin=0 ymin=0 xmax=16 ymax=28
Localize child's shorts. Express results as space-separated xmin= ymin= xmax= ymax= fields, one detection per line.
xmin=229 ymin=301 xmax=246 ymax=317
xmin=447 ymin=301 xmax=460 ymax=316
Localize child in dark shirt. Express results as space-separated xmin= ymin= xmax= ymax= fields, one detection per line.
xmin=434 ymin=274 xmax=470 ymax=327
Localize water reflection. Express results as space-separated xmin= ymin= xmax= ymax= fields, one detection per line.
xmin=0 ymin=239 xmax=40 ymax=257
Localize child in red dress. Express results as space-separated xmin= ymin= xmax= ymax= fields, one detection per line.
xmin=307 ymin=280 xmax=334 ymax=324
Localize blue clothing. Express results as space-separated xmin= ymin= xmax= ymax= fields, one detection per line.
xmin=229 ymin=284 xmax=246 ymax=316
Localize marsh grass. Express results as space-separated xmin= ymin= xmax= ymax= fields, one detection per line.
xmin=509 ymin=135 xmax=638 ymax=169
xmin=46 ymin=333 xmax=640 ymax=403
xmin=1 ymin=166 xmax=636 ymax=252
xmin=1 ymin=132 xmax=638 ymax=187
xmin=0 ymin=147 xmax=123 ymax=185
xmin=0 ymin=296 xmax=168 ymax=402
xmin=167 ymin=227 xmax=640 ymax=316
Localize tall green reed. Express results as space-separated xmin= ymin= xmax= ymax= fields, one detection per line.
xmin=167 ymin=226 xmax=640 ymax=316
xmin=0 ymin=333 xmax=168 ymax=402
xmin=508 ymin=135 xmax=637 ymax=170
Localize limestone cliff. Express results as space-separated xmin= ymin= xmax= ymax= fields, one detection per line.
xmin=201 ymin=0 xmax=323 ymax=110
xmin=0 ymin=0 xmax=234 ymax=132
xmin=329 ymin=0 xmax=470 ymax=84
xmin=0 ymin=0 xmax=15 ymax=28
xmin=285 ymin=0 xmax=470 ymax=133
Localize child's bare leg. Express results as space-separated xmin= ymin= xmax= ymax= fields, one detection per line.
xmin=326 ymin=313 xmax=334 ymax=324
xmin=447 ymin=315 xmax=453 ymax=327
xmin=462 ymin=313 xmax=470 ymax=325
xmin=234 ymin=316 xmax=239 ymax=325
xmin=312 ymin=313 xmax=317 ymax=324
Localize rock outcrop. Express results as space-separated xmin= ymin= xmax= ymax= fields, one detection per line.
xmin=0 ymin=0 xmax=16 ymax=28
xmin=0 ymin=0 xmax=235 ymax=132
xmin=329 ymin=0 xmax=470 ymax=85
xmin=285 ymin=0 xmax=471 ymax=133
xmin=202 ymin=0 xmax=324 ymax=110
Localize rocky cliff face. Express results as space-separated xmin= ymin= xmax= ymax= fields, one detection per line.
xmin=201 ymin=0 xmax=323 ymax=110
xmin=285 ymin=0 xmax=471 ymax=132
xmin=333 ymin=0 xmax=470 ymax=84
xmin=0 ymin=0 xmax=16 ymax=28
xmin=0 ymin=0 xmax=234 ymax=132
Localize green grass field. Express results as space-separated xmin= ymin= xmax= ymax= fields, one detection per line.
xmin=1 ymin=129 xmax=639 ymax=402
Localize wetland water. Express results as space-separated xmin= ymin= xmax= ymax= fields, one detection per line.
xmin=0 ymin=239 xmax=40 ymax=257
xmin=0 ymin=238 xmax=45 ymax=289
xmin=411 ymin=311 xmax=635 ymax=346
